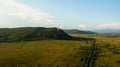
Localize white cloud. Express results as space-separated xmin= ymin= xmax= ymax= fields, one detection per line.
xmin=0 ymin=0 xmax=59 ymax=28
xmin=79 ymin=24 xmax=88 ymax=29
xmin=97 ymin=23 xmax=120 ymax=29
xmin=78 ymin=23 xmax=120 ymax=30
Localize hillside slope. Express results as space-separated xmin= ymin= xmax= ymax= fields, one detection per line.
xmin=0 ymin=27 xmax=72 ymax=42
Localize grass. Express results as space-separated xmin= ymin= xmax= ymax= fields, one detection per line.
xmin=71 ymin=34 xmax=120 ymax=67
xmin=0 ymin=40 xmax=93 ymax=67
xmin=94 ymin=35 xmax=120 ymax=67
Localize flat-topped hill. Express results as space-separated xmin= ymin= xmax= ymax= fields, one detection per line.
xmin=0 ymin=27 xmax=72 ymax=42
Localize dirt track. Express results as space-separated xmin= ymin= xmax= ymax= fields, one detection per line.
xmin=88 ymin=41 xmax=97 ymax=67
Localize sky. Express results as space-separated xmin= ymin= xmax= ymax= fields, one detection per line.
xmin=0 ymin=0 xmax=120 ymax=30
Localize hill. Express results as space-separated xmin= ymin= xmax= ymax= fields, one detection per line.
xmin=64 ymin=29 xmax=96 ymax=34
xmin=0 ymin=27 xmax=72 ymax=42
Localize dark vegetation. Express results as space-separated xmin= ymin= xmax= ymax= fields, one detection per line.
xmin=64 ymin=29 xmax=96 ymax=34
xmin=0 ymin=27 xmax=95 ymax=42
xmin=0 ymin=27 xmax=72 ymax=42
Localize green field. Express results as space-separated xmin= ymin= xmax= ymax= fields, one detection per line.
xmin=94 ymin=35 xmax=120 ymax=67
xmin=71 ymin=34 xmax=120 ymax=67
xmin=1 ymin=34 xmax=120 ymax=67
xmin=0 ymin=40 xmax=93 ymax=67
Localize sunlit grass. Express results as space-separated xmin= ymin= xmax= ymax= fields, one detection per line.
xmin=0 ymin=40 xmax=93 ymax=67
xmin=94 ymin=36 xmax=120 ymax=67
xmin=71 ymin=34 xmax=120 ymax=67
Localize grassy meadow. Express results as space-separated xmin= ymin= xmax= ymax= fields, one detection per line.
xmin=94 ymin=35 xmax=120 ymax=67
xmin=71 ymin=34 xmax=120 ymax=67
xmin=0 ymin=40 xmax=93 ymax=67
xmin=1 ymin=34 xmax=119 ymax=67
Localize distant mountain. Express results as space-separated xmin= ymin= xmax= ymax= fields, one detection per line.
xmin=92 ymin=29 xmax=120 ymax=33
xmin=64 ymin=29 xmax=97 ymax=34
xmin=0 ymin=27 xmax=72 ymax=42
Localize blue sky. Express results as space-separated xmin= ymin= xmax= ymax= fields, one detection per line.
xmin=0 ymin=0 xmax=120 ymax=30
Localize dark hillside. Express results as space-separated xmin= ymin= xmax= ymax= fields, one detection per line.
xmin=23 ymin=27 xmax=72 ymax=41
xmin=0 ymin=27 xmax=38 ymax=42
xmin=0 ymin=27 xmax=72 ymax=42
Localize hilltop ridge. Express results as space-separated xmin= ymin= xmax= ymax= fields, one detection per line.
xmin=0 ymin=27 xmax=72 ymax=42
